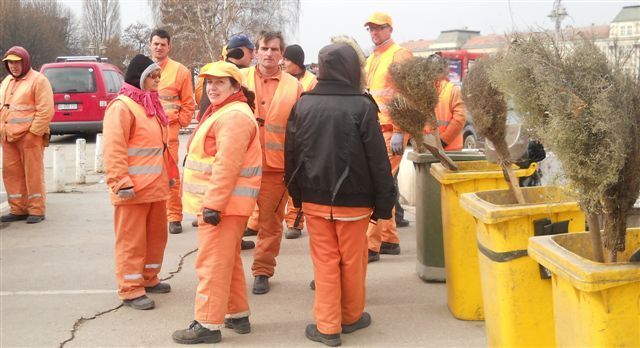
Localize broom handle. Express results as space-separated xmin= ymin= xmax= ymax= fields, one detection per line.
xmin=586 ymin=213 xmax=605 ymax=263
xmin=502 ymin=164 xmax=526 ymax=204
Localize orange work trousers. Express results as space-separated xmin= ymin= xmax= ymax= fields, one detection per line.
xmin=195 ymin=215 xmax=250 ymax=328
xmin=366 ymin=130 xmax=406 ymax=252
xmin=284 ymin=196 xmax=305 ymax=230
xmin=246 ymin=204 xmax=259 ymax=231
xmin=306 ymin=214 xmax=370 ymax=335
xmin=2 ymin=134 xmax=46 ymax=216
xmin=251 ymin=171 xmax=288 ymax=277
xmin=166 ymin=123 xmax=183 ymax=222
xmin=113 ymin=200 xmax=168 ymax=300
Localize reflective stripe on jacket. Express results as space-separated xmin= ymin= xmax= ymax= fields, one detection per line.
xmin=159 ymin=58 xmax=195 ymax=126
xmin=182 ymin=101 xmax=262 ymax=216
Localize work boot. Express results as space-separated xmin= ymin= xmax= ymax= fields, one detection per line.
xmin=244 ymin=227 xmax=258 ymax=237
xmin=26 ymin=215 xmax=45 ymax=224
xmin=368 ymin=249 xmax=380 ymax=263
xmin=169 ymin=221 xmax=183 ymax=234
xmin=145 ymin=282 xmax=171 ymax=294
xmin=122 ymin=295 xmax=155 ymax=310
xmin=172 ymin=320 xmax=221 ymax=344
xmin=342 ymin=312 xmax=371 ymax=334
xmin=1 ymin=213 xmax=28 ymax=222
xmin=380 ymin=241 xmax=401 ymax=255
xmin=305 ymin=324 xmax=341 ymax=347
xmin=396 ymin=218 xmax=410 ymax=228
xmin=241 ymin=239 xmax=255 ymax=250
xmin=310 ymin=280 xmax=315 ymax=290
xmin=224 ymin=316 xmax=251 ymax=334
xmin=285 ymin=227 xmax=302 ymax=239
xmin=252 ymin=275 xmax=269 ymax=295
xmin=630 ymin=248 xmax=640 ymax=262
xmin=191 ymin=219 xmax=198 ymax=227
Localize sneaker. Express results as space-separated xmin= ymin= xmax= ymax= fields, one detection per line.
xmin=285 ymin=227 xmax=302 ymax=239
xmin=172 ymin=320 xmax=221 ymax=344
xmin=252 ymin=275 xmax=269 ymax=295
xmin=122 ymin=295 xmax=155 ymax=310
xmin=396 ymin=218 xmax=410 ymax=228
xmin=380 ymin=242 xmax=401 ymax=255
xmin=145 ymin=282 xmax=171 ymax=293
xmin=169 ymin=221 xmax=183 ymax=234
xmin=241 ymin=239 xmax=255 ymax=250
xmin=342 ymin=312 xmax=371 ymax=334
xmin=244 ymin=227 xmax=258 ymax=237
xmin=1 ymin=213 xmax=28 ymax=222
xmin=368 ymin=249 xmax=380 ymax=263
xmin=224 ymin=316 xmax=251 ymax=334
xmin=305 ymin=324 xmax=341 ymax=347
xmin=191 ymin=219 xmax=198 ymax=227
xmin=310 ymin=280 xmax=315 ymax=290
xmin=26 ymin=215 xmax=45 ymax=224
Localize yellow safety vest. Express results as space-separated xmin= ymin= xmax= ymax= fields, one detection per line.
xmin=365 ymin=42 xmax=405 ymax=126
xmin=159 ymin=59 xmax=181 ymax=122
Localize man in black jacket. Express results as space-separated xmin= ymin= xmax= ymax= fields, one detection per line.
xmin=285 ymin=38 xmax=395 ymax=347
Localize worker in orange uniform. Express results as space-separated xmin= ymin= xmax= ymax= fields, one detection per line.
xmin=280 ymin=44 xmax=318 ymax=240
xmin=172 ymin=61 xmax=261 ymax=345
xmin=103 ymin=54 xmax=177 ymax=310
xmin=364 ymin=12 xmax=413 ymax=262
xmin=240 ymin=30 xmax=302 ymax=295
xmin=285 ymin=39 xmax=395 ymax=347
xmin=149 ymin=29 xmax=196 ymax=235
xmin=424 ymin=53 xmax=466 ymax=150
xmin=0 ymin=46 xmax=53 ymax=224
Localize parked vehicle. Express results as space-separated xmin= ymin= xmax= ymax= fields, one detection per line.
xmin=40 ymin=56 xmax=123 ymax=135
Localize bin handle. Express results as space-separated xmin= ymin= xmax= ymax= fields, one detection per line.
xmin=477 ymin=241 xmax=528 ymax=263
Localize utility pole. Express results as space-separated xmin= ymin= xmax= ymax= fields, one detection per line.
xmin=548 ymin=0 xmax=568 ymax=42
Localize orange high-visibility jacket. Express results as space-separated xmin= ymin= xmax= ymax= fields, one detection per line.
xmin=299 ymin=70 xmax=318 ymax=92
xmin=103 ymin=95 xmax=171 ymax=205
xmin=182 ymin=101 xmax=262 ymax=216
xmin=365 ymin=40 xmax=413 ymax=132
xmin=424 ymin=79 xmax=466 ymax=150
xmin=159 ymin=58 xmax=195 ymax=127
xmin=241 ymin=66 xmax=300 ymax=170
xmin=0 ymin=69 xmax=53 ymax=142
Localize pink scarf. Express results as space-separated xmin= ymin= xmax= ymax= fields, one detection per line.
xmin=118 ymin=83 xmax=169 ymax=126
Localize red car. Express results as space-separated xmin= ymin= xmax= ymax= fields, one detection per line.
xmin=40 ymin=56 xmax=123 ymax=135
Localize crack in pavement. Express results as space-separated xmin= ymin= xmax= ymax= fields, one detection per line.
xmin=58 ymin=248 xmax=198 ymax=348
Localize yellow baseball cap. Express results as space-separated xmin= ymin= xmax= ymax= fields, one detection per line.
xmin=364 ymin=12 xmax=393 ymax=27
xmin=221 ymin=45 xmax=228 ymax=61
xmin=199 ymin=61 xmax=242 ymax=84
xmin=2 ymin=54 xmax=22 ymax=62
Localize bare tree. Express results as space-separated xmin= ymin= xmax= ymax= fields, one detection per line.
xmin=123 ymin=22 xmax=152 ymax=54
xmin=82 ymin=0 xmax=122 ymax=55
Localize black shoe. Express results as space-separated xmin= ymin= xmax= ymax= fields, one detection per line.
xmin=310 ymin=280 xmax=315 ymax=290
xmin=169 ymin=221 xmax=183 ymax=234
xmin=305 ymin=324 xmax=341 ymax=347
xmin=380 ymin=242 xmax=401 ymax=255
xmin=122 ymin=295 xmax=155 ymax=310
xmin=241 ymin=239 xmax=255 ymax=250
xmin=244 ymin=227 xmax=258 ymax=237
xmin=145 ymin=282 xmax=171 ymax=293
xmin=630 ymin=248 xmax=640 ymax=262
xmin=285 ymin=227 xmax=302 ymax=239
xmin=26 ymin=215 xmax=45 ymax=224
xmin=191 ymin=219 xmax=198 ymax=227
xmin=342 ymin=312 xmax=371 ymax=333
xmin=396 ymin=218 xmax=410 ymax=228
xmin=368 ymin=249 xmax=380 ymax=263
xmin=224 ymin=316 xmax=251 ymax=334
xmin=172 ymin=320 xmax=221 ymax=344
xmin=1 ymin=213 xmax=28 ymax=222
xmin=252 ymin=275 xmax=269 ymax=295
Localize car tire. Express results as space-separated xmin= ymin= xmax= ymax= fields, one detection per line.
xmin=463 ymin=133 xmax=477 ymax=149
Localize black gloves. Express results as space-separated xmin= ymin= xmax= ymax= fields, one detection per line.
xmin=202 ymin=208 xmax=221 ymax=226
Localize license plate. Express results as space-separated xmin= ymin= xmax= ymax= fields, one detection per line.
xmin=58 ymin=103 xmax=78 ymax=110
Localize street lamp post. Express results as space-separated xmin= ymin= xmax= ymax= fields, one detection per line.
xmin=548 ymin=0 xmax=568 ymax=43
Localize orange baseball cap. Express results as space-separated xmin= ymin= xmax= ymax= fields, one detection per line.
xmin=2 ymin=54 xmax=22 ymax=62
xmin=364 ymin=12 xmax=393 ymax=27
xmin=199 ymin=61 xmax=242 ymax=84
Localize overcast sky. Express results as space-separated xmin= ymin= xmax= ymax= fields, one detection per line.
xmin=62 ymin=0 xmax=637 ymax=63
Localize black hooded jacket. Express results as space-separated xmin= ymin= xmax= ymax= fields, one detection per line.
xmin=284 ymin=43 xmax=395 ymax=219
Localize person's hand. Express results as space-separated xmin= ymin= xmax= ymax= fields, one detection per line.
xmin=203 ymin=208 xmax=221 ymax=226
xmin=117 ymin=188 xmax=135 ymax=200
xmin=390 ymin=132 xmax=404 ymax=155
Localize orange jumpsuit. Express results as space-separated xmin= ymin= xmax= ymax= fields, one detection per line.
xmin=423 ymin=79 xmax=466 ymax=151
xmin=182 ymin=101 xmax=262 ymax=328
xmin=158 ymin=58 xmax=195 ymax=223
xmin=0 ymin=68 xmax=53 ymax=217
xmin=240 ymin=66 xmax=301 ymax=278
xmin=103 ymin=96 xmax=172 ymax=300
xmin=364 ymin=39 xmax=413 ymax=252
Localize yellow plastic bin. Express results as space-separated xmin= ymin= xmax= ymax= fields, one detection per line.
xmin=430 ymin=161 xmax=536 ymax=320
xmin=528 ymin=228 xmax=640 ymax=347
xmin=460 ymin=186 xmax=585 ymax=347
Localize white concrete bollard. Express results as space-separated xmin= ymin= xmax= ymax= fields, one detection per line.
xmin=94 ymin=133 xmax=104 ymax=173
xmin=76 ymin=138 xmax=86 ymax=184
xmin=53 ymin=145 xmax=66 ymax=192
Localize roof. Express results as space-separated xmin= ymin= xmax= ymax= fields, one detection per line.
xmin=612 ymin=5 xmax=640 ymax=23
xmin=401 ymin=39 xmax=434 ymax=52
xmin=558 ymin=25 xmax=610 ymax=41
xmin=462 ymin=34 xmax=508 ymax=50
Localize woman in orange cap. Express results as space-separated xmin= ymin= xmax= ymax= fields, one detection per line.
xmin=172 ymin=61 xmax=262 ymax=344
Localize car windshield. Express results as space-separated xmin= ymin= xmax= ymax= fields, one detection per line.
xmin=43 ymin=67 xmax=97 ymax=93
